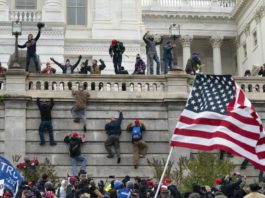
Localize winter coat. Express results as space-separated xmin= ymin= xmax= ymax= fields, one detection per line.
xmin=18 ymin=29 xmax=41 ymax=56
xmin=143 ymin=32 xmax=163 ymax=54
xmin=72 ymin=90 xmax=90 ymax=108
xmin=105 ymin=112 xmax=123 ymax=136
xmin=51 ymin=56 xmax=81 ymax=74
xmin=37 ymin=98 xmax=54 ymax=121
xmin=244 ymin=192 xmax=265 ymax=198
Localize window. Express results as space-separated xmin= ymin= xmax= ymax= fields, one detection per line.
xmin=253 ymin=31 xmax=258 ymax=46
xmin=243 ymin=43 xmax=247 ymax=58
xmin=16 ymin=0 xmax=36 ymax=9
xmin=67 ymin=0 xmax=87 ymax=25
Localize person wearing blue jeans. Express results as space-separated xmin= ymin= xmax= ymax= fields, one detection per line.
xmin=143 ymin=31 xmax=163 ymax=75
xmin=37 ymin=98 xmax=56 ymax=146
xmin=163 ymin=41 xmax=173 ymax=74
xmin=64 ymin=132 xmax=87 ymax=176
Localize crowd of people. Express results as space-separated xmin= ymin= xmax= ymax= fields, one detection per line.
xmin=2 ymin=169 xmax=265 ymax=198
xmin=2 ymin=23 xmax=202 ymax=75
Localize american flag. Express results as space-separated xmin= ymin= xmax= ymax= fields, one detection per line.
xmin=171 ymin=74 xmax=265 ymax=170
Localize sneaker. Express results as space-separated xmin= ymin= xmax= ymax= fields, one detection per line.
xmin=50 ymin=142 xmax=57 ymax=146
xmin=39 ymin=142 xmax=45 ymax=146
xmin=107 ymin=155 xmax=114 ymax=158
xmin=83 ymin=125 xmax=87 ymax=133
xmin=117 ymin=157 xmax=121 ymax=164
xmin=139 ymin=154 xmax=145 ymax=158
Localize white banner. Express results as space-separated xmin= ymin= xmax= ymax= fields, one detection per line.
xmin=0 ymin=179 xmax=4 ymax=196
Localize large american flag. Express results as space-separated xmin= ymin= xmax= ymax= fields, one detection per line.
xmin=171 ymin=74 xmax=265 ymax=170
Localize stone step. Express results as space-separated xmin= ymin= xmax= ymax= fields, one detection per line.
xmin=53 ymin=165 xmax=154 ymax=179
xmin=26 ymin=119 xmax=169 ymax=131
xmin=24 ymin=153 xmax=169 ymax=166
xmin=25 ymin=142 xmax=170 ymax=154
xmin=26 ymin=130 xmax=171 ymax=142
xmin=27 ymin=109 xmax=168 ymax=119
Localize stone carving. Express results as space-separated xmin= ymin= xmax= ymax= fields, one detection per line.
xmin=180 ymin=35 xmax=193 ymax=47
xmin=210 ymin=35 xmax=223 ymax=48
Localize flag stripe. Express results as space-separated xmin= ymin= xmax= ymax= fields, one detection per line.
xmin=170 ymin=74 xmax=265 ymax=171
xmin=179 ymin=116 xmax=259 ymax=140
xmin=173 ymin=129 xmax=256 ymax=153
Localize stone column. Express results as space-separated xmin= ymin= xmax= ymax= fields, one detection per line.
xmin=42 ymin=0 xmax=64 ymax=22
xmin=180 ymin=35 xmax=193 ymax=70
xmin=210 ymin=35 xmax=223 ymax=75
xmin=0 ymin=0 xmax=8 ymax=21
xmin=4 ymin=69 xmax=28 ymax=161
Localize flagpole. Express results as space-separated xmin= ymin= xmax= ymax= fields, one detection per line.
xmin=154 ymin=147 xmax=174 ymax=198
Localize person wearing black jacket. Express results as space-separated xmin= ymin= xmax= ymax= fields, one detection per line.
xmin=64 ymin=133 xmax=87 ymax=176
xmin=18 ymin=23 xmax=44 ymax=72
xmin=221 ymin=172 xmax=243 ymax=198
xmin=37 ymin=98 xmax=56 ymax=146
xmin=50 ymin=55 xmax=82 ymax=74
xmin=109 ymin=40 xmax=125 ymax=74
xmin=104 ymin=111 xmax=123 ymax=164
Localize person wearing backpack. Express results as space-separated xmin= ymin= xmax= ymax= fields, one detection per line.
xmin=133 ymin=54 xmax=146 ymax=75
xmin=109 ymin=39 xmax=126 ymax=74
xmin=64 ymin=132 xmax=87 ymax=176
xmin=127 ymin=119 xmax=148 ymax=169
xmin=105 ymin=111 xmax=123 ymax=164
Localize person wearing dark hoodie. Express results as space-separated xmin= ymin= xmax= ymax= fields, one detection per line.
xmin=221 ymin=172 xmax=243 ymax=198
xmin=104 ymin=111 xmax=123 ymax=164
xmin=50 ymin=55 xmax=82 ymax=74
xmin=18 ymin=22 xmax=44 ymax=72
xmin=37 ymin=98 xmax=56 ymax=146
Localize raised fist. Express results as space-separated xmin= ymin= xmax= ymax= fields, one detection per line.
xmin=50 ymin=57 xmax=54 ymax=61
xmin=37 ymin=22 xmax=45 ymax=29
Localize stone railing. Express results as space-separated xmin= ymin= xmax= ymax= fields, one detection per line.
xmin=9 ymin=10 xmax=42 ymax=22
xmin=141 ymin=0 xmax=237 ymax=9
xmin=234 ymin=77 xmax=265 ymax=94
xmin=26 ymin=74 xmax=168 ymax=93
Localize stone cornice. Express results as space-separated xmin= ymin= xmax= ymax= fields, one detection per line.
xmin=142 ymin=12 xmax=233 ymax=21
xmin=231 ymin=0 xmax=250 ymax=19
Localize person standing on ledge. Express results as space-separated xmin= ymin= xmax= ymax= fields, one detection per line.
xmin=143 ymin=31 xmax=163 ymax=75
xmin=50 ymin=55 xmax=82 ymax=74
xmin=18 ymin=22 xmax=44 ymax=72
xmin=109 ymin=39 xmax=125 ymax=74
xmin=104 ymin=111 xmax=123 ymax=164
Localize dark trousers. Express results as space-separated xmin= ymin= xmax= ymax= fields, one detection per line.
xmin=113 ymin=54 xmax=122 ymax=74
xmin=104 ymin=135 xmax=120 ymax=158
xmin=147 ymin=53 xmax=160 ymax=75
xmin=26 ymin=53 xmax=39 ymax=72
xmin=39 ymin=121 xmax=55 ymax=144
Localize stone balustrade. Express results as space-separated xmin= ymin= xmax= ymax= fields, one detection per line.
xmin=141 ymin=0 xmax=236 ymax=9
xmin=9 ymin=9 xmax=42 ymax=22
xmin=0 ymin=73 xmax=265 ymax=97
xmin=26 ymin=74 xmax=167 ymax=93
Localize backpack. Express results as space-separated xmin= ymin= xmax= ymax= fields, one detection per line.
xmin=118 ymin=188 xmax=131 ymax=198
xmin=132 ymin=126 xmax=142 ymax=141
xmin=69 ymin=139 xmax=81 ymax=156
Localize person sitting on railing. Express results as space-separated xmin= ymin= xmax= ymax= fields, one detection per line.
xmin=258 ymin=64 xmax=265 ymax=77
xmin=0 ymin=62 xmax=7 ymax=74
xmin=71 ymin=88 xmax=90 ymax=132
xmin=133 ymin=54 xmax=146 ymax=75
xmin=50 ymin=55 xmax=82 ymax=74
xmin=143 ymin=31 xmax=163 ymax=75
xmin=185 ymin=53 xmax=203 ymax=75
xmin=41 ymin=62 xmax=56 ymax=74
xmin=18 ymin=22 xmax=44 ymax=73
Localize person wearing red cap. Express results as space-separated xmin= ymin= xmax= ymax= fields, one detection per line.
xmin=64 ymin=132 xmax=87 ymax=176
xmin=109 ymin=39 xmax=125 ymax=74
xmin=127 ymin=119 xmax=148 ymax=169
